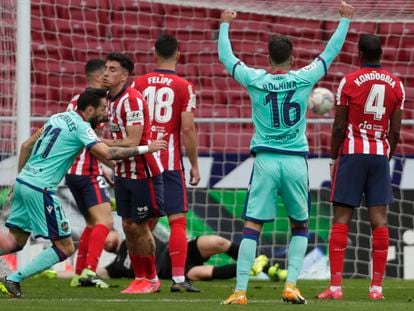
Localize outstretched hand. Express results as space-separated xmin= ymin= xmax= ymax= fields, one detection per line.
xmin=339 ymin=0 xmax=354 ymax=19
xmin=221 ymin=9 xmax=237 ymax=23
xmin=148 ymin=139 xmax=167 ymax=153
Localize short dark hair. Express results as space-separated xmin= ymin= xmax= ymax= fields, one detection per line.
xmin=106 ymin=52 xmax=134 ymax=74
xmin=77 ymin=88 xmax=107 ymax=111
xmin=85 ymin=59 xmax=105 ymax=76
xmin=155 ymin=34 xmax=179 ymax=59
xmin=268 ymin=35 xmax=293 ymax=65
xmin=358 ymin=34 xmax=382 ymax=63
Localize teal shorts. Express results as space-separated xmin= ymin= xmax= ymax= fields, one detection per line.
xmin=243 ymin=153 xmax=310 ymax=223
xmin=6 ymin=179 xmax=71 ymax=240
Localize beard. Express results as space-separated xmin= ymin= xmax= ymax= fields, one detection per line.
xmin=89 ymin=116 xmax=100 ymax=129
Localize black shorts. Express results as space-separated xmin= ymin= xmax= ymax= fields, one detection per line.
xmin=65 ymin=174 xmax=110 ymax=217
xmin=114 ymin=175 xmax=165 ymax=223
xmin=156 ymin=237 xmax=206 ymax=279
xmin=331 ymin=154 xmax=393 ymax=207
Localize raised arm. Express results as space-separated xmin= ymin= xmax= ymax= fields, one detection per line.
xmin=319 ymin=1 xmax=354 ymax=67
xmin=218 ymin=10 xmax=239 ymax=74
xmin=218 ymin=9 xmax=263 ymax=88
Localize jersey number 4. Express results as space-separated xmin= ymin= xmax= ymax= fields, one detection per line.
xmin=142 ymin=86 xmax=174 ymax=123
xmin=364 ymin=84 xmax=386 ymax=120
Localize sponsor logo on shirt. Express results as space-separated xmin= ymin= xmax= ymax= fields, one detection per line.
xmin=46 ymin=205 xmax=54 ymax=214
xmin=87 ymin=128 xmax=97 ymax=139
xmin=110 ymin=121 xmax=120 ymax=132
xmin=61 ymin=221 xmax=69 ymax=232
xmin=126 ymin=111 xmax=143 ymax=123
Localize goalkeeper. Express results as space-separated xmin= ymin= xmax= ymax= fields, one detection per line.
xmin=218 ymin=0 xmax=354 ymax=305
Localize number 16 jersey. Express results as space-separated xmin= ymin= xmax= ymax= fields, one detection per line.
xmin=132 ymin=69 xmax=196 ymax=171
xmin=218 ymin=18 xmax=350 ymax=155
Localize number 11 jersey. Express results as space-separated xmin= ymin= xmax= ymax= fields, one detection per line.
xmin=18 ymin=110 xmax=99 ymax=191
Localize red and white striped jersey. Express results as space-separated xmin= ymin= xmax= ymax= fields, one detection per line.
xmin=132 ymin=70 xmax=196 ymax=171
xmin=337 ymin=66 xmax=405 ymax=156
xmin=67 ymin=94 xmax=103 ymax=176
xmin=108 ymin=84 xmax=163 ymax=179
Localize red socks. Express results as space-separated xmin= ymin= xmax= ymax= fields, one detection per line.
xmin=329 ymin=223 xmax=349 ymax=286
xmin=129 ymin=253 xmax=157 ymax=280
xmin=169 ymin=217 xmax=187 ymax=277
xmin=371 ymin=226 xmax=389 ymax=287
xmin=75 ymin=227 xmax=92 ymax=274
xmin=85 ymin=224 xmax=110 ymax=272
xmin=129 ymin=253 xmax=145 ymax=279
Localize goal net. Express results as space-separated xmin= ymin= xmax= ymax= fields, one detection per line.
xmin=1 ymin=0 xmax=414 ymax=279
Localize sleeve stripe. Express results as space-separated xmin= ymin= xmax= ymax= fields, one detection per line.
xmin=317 ymin=56 xmax=327 ymax=76
xmin=86 ymin=140 xmax=99 ymax=150
xmin=400 ymin=81 xmax=405 ymax=110
xmin=232 ymin=61 xmax=241 ymax=79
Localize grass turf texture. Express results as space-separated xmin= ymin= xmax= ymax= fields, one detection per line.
xmin=0 ymin=279 xmax=413 ymax=310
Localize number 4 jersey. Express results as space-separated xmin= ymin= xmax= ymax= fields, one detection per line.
xmin=18 ymin=110 xmax=100 ymax=191
xmin=132 ymin=70 xmax=196 ymax=170
xmin=337 ymin=66 xmax=405 ymax=156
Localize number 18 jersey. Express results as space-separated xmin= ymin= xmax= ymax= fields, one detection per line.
xmin=337 ymin=66 xmax=405 ymax=156
xmin=132 ymin=70 xmax=196 ymax=171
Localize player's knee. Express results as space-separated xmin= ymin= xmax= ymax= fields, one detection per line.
xmin=214 ymin=236 xmax=230 ymax=251
xmin=53 ymin=238 xmax=75 ymax=257
xmin=122 ymin=219 xmax=136 ymax=235
xmin=290 ymin=219 xmax=309 ymax=237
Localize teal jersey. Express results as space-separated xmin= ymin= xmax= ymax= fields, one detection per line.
xmin=18 ymin=110 xmax=99 ymax=191
xmin=218 ymin=18 xmax=350 ymax=155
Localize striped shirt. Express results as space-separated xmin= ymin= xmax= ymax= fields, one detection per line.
xmin=67 ymin=94 xmax=103 ymax=176
xmin=132 ymin=70 xmax=196 ymax=171
xmin=337 ymin=66 xmax=405 ymax=156
xmin=108 ymin=84 xmax=163 ymax=179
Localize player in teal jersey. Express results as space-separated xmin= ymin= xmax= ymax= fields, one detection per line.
xmin=219 ymin=1 xmax=354 ymax=305
xmin=0 ymin=89 xmax=167 ymax=298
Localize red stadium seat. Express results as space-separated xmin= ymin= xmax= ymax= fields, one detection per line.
xmin=198 ymin=64 xmax=228 ymax=77
xmin=164 ymin=16 xmax=216 ymax=32
xmin=269 ymin=17 xmax=322 ymax=39
xmin=195 ymin=105 xmax=240 ymax=118
xmin=110 ymin=1 xmax=163 ymax=14
xmin=164 ymin=4 xmax=210 ymax=18
xmin=231 ymin=39 xmax=267 ymax=54
xmin=110 ymin=24 xmax=160 ymax=42
xmin=211 ymin=123 xmax=252 ymax=153
xmin=112 ymin=11 xmax=162 ymax=28
xmin=180 ymin=41 xmax=217 ymax=54
xmin=197 ymin=90 xmax=225 ymax=106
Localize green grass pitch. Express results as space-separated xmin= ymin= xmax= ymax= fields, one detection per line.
xmin=1 ymin=278 xmax=413 ymax=310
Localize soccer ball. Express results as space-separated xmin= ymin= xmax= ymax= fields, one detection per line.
xmin=308 ymin=87 xmax=335 ymax=115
